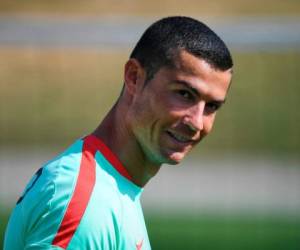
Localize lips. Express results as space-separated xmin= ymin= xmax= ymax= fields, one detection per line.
xmin=166 ymin=130 xmax=194 ymax=144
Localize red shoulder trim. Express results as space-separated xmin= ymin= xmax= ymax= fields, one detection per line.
xmin=52 ymin=138 xmax=96 ymax=249
xmin=52 ymin=135 xmax=132 ymax=248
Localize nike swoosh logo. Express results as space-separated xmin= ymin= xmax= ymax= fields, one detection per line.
xmin=136 ymin=239 xmax=143 ymax=250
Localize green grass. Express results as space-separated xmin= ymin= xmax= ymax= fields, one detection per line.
xmin=1 ymin=208 xmax=300 ymax=250
xmin=0 ymin=209 xmax=10 ymax=249
xmin=145 ymin=212 xmax=300 ymax=250
xmin=0 ymin=49 xmax=300 ymax=156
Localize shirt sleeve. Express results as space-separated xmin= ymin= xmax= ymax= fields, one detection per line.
xmin=4 ymin=162 xmax=77 ymax=250
xmin=4 ymin=167 xmax=59 ymax=249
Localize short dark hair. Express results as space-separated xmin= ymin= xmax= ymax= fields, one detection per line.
xmin=130 ymin=16 xmax=233 ymax=80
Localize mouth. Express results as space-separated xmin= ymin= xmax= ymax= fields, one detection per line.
xmin=166 ymin=130 xmax=194 ymax=144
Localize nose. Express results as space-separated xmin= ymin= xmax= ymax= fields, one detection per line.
xmin=184 ymin=101 xmax=205 ymax=132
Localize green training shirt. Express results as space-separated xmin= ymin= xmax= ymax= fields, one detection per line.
xmin=4 ymin=135 xmax=151 ymax=250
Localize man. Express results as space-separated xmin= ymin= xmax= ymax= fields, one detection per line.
xmin=4 ymin=16 xmax=233 ymax=249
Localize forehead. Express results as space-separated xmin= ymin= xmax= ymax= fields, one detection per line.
xmin=161 ymin=50 xmax=232 ymax=99
xmin=171 ymin=50 xmax=230 ymax=77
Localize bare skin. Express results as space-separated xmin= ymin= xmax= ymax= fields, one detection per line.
xmin=93 ymin=50 xmax=232 ymax=187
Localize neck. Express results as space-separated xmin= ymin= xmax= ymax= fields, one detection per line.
xmin=92 ymin=101 xmax=160 ymax=187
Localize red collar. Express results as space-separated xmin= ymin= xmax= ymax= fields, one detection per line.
xmin=84 ymin=134 xmax=133 ymax=181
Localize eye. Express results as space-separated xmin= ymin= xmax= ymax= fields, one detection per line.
xmin=176 ymin=90 xmax=194 ymax=100
xmin=205 ymin=102 xmax=221 ymax=113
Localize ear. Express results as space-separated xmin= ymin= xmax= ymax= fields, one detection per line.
xmin=124 ymin=58 xmax=146 ymax=96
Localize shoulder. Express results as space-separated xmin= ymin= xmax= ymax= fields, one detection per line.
xmin=4 ymin=139 xmax=85 ymax=249
xmin=23 ymin=139 xmax=85 ymax=209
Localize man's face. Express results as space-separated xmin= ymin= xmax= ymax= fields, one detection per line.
xmin=126 ymin=50 xmax=232 ymax=165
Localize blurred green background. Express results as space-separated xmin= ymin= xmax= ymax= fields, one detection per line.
xmin=1 ymin=50 xmax=299 ymax=154
xmin=1 ymin=1 xmax=300 ymax=249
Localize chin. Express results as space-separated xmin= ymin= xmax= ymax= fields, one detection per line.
xmin=163 ymin=152 xmax=187 ymax=165
xmin=148 ymin=147 xmax=190 ymax=165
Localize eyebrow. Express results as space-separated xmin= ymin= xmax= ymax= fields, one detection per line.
xmin=173 ymin=80 xmax=226 ymax=103
xmin=174 ymin=80 xmax=200 ymax=97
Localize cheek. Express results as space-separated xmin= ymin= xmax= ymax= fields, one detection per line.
xmin=131 ymin=98 xmax=161 ymax=129
xmin=149 ymin=94 xmax=174 ymax=119
xmin=132 ymin=91 xmax=180 ymax=128
xmin=203 ymin=115 xmax=216 ymax=134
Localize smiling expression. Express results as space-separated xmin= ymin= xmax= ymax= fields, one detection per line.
xmin=126 ymin=50 xmax=232 ymax=165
